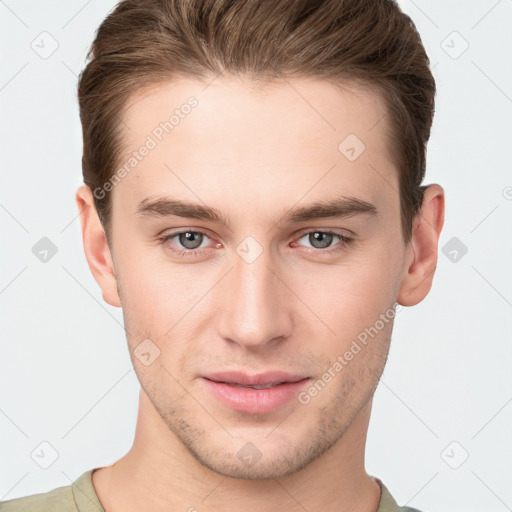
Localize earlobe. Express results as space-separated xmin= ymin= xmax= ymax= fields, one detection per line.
xmin=397 ymin=184 xmax=445 ymax=307
xmin=75 ymin=184 xmax=121 ymax=308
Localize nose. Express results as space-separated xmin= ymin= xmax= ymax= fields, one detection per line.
xmin=215 ymin=243 xmax=293 ymax=350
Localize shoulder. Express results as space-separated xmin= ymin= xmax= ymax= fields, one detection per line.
xmin=0 ymin=484 xmax=74 ymax=512
xmin=0 ymin=470 xmax=100 ymax=512
xmin=376 ymin=478 xmax=426 ymax=512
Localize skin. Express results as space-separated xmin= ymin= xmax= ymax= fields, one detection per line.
xmin=76 ymin=76 xmax=444 ymax=512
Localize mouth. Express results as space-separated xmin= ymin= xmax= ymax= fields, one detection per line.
xmin=200 ymin=371 xmax=311 ymax=414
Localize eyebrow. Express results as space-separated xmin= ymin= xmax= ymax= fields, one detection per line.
xmin=135 ymin=194 xmax=378 ymax=225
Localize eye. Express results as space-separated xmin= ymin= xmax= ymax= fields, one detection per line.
xmin=291 ymin=230 xmax=353 ymax=254
xmin=159 ymin=229 xmax=218 ymax=257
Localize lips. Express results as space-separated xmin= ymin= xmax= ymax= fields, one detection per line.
xmin=201 ymin=372 xmax=311 ymax=414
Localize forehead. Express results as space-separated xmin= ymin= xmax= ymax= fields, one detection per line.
xmin=113 ymin=76 xmax=397 ymax=224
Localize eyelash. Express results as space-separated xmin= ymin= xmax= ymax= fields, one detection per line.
xmin=158 ymin=229 xmax=353 ymax=258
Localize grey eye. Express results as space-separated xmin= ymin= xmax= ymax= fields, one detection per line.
xmin=307 ymin=232 xmax=334 ymax=249
xmin=179 ymin=231 xmax=204 ymax=249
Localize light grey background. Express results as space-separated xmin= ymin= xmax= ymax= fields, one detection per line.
xmin=1 ymin=1 xmax=511 ymax=510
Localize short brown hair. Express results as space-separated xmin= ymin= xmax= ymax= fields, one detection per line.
xmin=78 ymin=0 xmax=435 ymax=244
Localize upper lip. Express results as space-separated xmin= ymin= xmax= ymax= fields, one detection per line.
xmin=202 ymin=371 xmax=309 ymax=386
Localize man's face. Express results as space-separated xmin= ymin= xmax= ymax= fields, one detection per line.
xmin=108 ymin=76 xmax=407 ymax=479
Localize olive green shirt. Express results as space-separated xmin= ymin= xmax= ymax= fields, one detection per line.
xmin=0 ymin=470 xmax=423 ymax=511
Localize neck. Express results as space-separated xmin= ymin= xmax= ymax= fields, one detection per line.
xmin=92 ymin=390 xmax=381 ymax=512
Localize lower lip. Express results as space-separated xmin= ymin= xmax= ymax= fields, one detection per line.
xmin=201 ymin=378 xmax=311 ymax=414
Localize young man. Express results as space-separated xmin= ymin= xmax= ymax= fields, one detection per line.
xmin=1 ymin=0 xmax=444 ymax=511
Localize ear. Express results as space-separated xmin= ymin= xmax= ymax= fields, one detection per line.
xmin=397 ymin=184 xmax=445 ymax=307
xmin=75 ymin=184 xmax=121 ymax=308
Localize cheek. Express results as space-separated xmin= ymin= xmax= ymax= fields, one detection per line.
xmin=114 ymin=254 xmax=172 ymax=340
xmin=116 ymin=251 xmax=219 ymax=339
xmin=293 ymin=251 xmax=400 ymax=340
